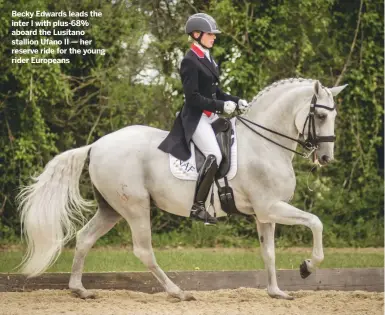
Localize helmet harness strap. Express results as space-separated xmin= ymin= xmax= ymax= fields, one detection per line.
xmin=191 ymin=32 xmax=210 ymax=50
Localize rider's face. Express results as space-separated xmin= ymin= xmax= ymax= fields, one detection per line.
xmin=201 ymin=32 xmax=216 ymax=48
xmin=193 ymin=32 xmax=216 ymax=48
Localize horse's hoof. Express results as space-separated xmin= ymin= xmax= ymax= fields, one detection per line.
xmin=268 ymin=288 xmax=294 ymax=300
xmin=71 ymin=289 xmax=97 ymax=299
xmin=299 ymin=260 xmax=312 ymax=279
xmin=271 ymin=294 xmax=294 ymax=300
xmin=168 ymin=291 xmax=196 ymax=302
xmin=80 ymin=291 xmax=97 ymax=299
xmin=182 ymin=292 xmax=196 ymax=301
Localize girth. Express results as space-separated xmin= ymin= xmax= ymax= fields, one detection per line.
xmin=195 ymin=117 xmax=233 ymax=179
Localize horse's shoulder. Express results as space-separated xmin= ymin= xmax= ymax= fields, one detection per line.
xmin=245 ymin=149 xmax=296 ymax=189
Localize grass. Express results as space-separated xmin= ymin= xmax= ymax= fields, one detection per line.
xmin=0 ymin=247 xmax=383 ymax=273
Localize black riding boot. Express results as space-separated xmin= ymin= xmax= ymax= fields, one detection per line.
xmin=190 ymin=154 xmax=218 ymax=225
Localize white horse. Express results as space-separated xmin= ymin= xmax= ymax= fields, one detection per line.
xmin=18 ymin=78 xmax=347 ymax=300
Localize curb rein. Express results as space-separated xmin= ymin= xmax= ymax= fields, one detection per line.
xmin=236 ymin=95 xmax=336 ymax=158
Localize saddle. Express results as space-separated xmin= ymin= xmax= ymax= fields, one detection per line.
xmin=194 ymin=118 xmax=246 ymax=217
xmin=194 ymin=117 xmax=234 ymax=179
xmin=168 ymin=117 xmax=244 ymax=216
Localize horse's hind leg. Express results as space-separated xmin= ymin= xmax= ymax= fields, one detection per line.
xmin=121 ymin=198 xmax=195 ymax=301
xmin=255 ymin=217 xmax=293 ymax=300
xmin=69 ymin=190 xmax=122 ymax=299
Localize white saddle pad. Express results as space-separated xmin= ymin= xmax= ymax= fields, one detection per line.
xmin=169 ymin=117 xmax=237 ymax=181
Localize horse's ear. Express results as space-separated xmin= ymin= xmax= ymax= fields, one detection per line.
xmin=313 ymin=80 xmax=321 ymax=96
xmin=329 ymin=84 xmax=348 ymax=96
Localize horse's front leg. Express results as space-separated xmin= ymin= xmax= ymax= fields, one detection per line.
xmin=254 ymin=217 xmax=293 ymax=300
xmin=263 ymin=201 xmax=324 ymax=277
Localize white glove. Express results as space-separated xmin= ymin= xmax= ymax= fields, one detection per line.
xmin=238 ymin=99 xmax=250 ymax=114
xmin=224 ymin=101 xmax=237 ymax=114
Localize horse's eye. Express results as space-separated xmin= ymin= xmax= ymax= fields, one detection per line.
xmin=317 ymin=113 xmax=327 ymax=120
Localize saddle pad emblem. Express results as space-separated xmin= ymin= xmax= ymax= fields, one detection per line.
xmin=169 ymin=118 xmax=238 ymax=181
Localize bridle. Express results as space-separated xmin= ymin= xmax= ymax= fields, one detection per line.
xmin=236 ymin=94 xmax=336 ymax=158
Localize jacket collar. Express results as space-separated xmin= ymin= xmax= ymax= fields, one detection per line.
xmin=190 ymin=43 xmax=219 ymax=80
xmin=192 ymin=42 xmax=210 ymax=59
xmin=190 ymin=43 xmax=205 ymax=58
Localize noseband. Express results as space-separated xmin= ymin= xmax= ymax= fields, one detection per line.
xmin=301 ymin=94 xmax=336 ymax=150
xmin=237 ymin=94 xmax=336 ymax=158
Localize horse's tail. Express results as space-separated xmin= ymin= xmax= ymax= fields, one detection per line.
xmin=17 ymin=145 xmax=94 ymax=277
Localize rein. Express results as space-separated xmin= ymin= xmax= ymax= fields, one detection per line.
xmin=236 ymin=95 xmax=336 ymax=158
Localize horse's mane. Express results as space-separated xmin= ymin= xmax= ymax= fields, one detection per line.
xmin=251 ymin=77 xmax=316 ymax=103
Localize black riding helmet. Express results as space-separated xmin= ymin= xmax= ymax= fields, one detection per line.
xmin=185 ymin=13 xmax=221 ymax=49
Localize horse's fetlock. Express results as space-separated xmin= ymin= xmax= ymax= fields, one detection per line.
xmin=168 ymin=288 xmax=183 ymax=297
xmin=313 ymin=253 xmax=324 ymax=264
xmin=69 ymin=281 xmax=83 ymax=291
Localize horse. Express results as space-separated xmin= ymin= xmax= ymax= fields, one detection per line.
xmin=18 ymin=78 xmax=347 ymax=300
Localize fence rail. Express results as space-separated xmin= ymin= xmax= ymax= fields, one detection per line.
xmin=1 ymin=268 xmax=383 ymax=293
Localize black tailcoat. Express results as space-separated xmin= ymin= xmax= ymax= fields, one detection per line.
xmin=158 ymin=44 xmax=240 ymax=161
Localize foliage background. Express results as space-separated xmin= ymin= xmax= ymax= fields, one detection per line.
xmin=0 ymin=0 xmax=383 ymax=247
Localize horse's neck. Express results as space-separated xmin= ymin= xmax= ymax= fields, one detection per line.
xmin=241 ymin=84 xmax=313 ymax=159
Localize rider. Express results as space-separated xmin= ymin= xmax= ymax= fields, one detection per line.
xmin=158 ymin=13 xmax=249 ymax=224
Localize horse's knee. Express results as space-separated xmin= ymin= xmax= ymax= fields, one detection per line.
xmin=309 ymin=215 xmax=323 ymax=232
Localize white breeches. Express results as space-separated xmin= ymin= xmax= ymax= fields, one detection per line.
xmin=191 ymin=113 xmax=222 ymax=166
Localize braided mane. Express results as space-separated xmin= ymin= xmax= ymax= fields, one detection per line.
xmin=251 ymin=77 xmax=316 ymax=103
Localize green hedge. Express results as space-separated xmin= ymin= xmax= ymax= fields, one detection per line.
xmin=0 ymin=0 xmax=383 ymax=247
